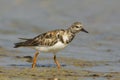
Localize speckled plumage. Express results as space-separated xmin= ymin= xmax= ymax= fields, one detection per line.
xmin=14 ymin=22 xmax=88 ymax=69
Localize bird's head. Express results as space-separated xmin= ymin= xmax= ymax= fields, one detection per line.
xmin=68 ymin=22 xmax=88 ymax=34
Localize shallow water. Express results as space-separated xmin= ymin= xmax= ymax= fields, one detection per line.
xmin=0 ymin=0 xmax=120 ymax=79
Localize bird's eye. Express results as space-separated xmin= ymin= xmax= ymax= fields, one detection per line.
xmin=75 ymin=26 xmax=79 ymax=28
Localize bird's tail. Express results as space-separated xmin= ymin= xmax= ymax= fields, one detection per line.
xmin=14 ymin=38 xmax=32 ymax=48
xmin=18 ymin=38 xmax=31 ymax=40
xmin=14 ymin=42 xmax=26 ymax=48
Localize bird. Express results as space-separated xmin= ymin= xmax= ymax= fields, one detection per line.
xmin=14 ymin=22 xmax=88 ymax=69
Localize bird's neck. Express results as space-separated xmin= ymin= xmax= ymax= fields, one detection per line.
xmin=60 ymin=28 xmax=76 ymax=44
xmin=66 ymin=27 xmax=76 ymax=34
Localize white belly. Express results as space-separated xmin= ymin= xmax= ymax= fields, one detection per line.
xmin=35 ymin=41 xmax=67 ymax=53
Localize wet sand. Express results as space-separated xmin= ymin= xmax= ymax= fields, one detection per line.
xmin=0 ymin=66 xmax=120 ymax=80
xmin=0 ymin=48 xmax=120 ymax=80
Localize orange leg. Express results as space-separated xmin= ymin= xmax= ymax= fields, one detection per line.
xmin=32 ymin=51 xmax=39 ymax=69
xmin=54 ymin=54 xmax=61 ymax=69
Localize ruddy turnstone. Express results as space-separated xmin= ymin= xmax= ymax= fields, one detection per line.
xmin=14 ymin=22 xmax=88 ymax=69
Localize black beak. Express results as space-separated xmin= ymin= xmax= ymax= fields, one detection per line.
xmin=81 ymin=28 xmax=89 ymax=33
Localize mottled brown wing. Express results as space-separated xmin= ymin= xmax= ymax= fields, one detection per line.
xmin=30 ymin=30 xmax=58 ymax=46
xmin=14 ymin=29 xmax=67 ymax=48
xmin=14 ymin=30 xmax=62 ymax=48
xmin=31 ymin=29 xmax=66 ymax=46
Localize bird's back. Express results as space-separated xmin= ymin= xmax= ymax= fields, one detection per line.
xmin=14 ymin=29 xmax=71 ymax=48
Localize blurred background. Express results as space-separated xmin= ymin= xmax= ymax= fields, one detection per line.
xmin=0 ymin=0 xmax=120 ymax=72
